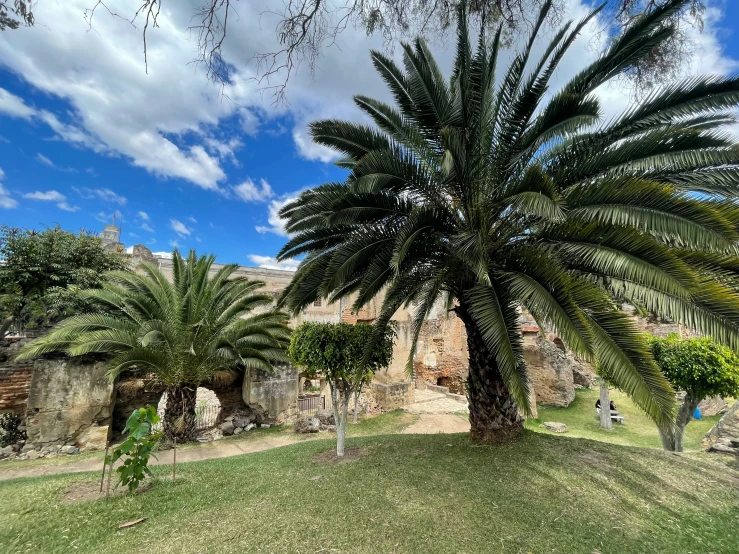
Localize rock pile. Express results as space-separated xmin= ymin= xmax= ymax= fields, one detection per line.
xmin=294 ymin=410 xmax=336 ymax=433
xmin=220 ymin=408 xmax=260 ymax=436
xmin=1 ymin=442 xmax=81 ymax=461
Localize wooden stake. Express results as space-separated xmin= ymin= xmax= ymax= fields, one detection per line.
xmin=99 ymin=443 xmax=110 ymax=492
xmin=173 ymin=436 xmax=176 ymax=482
xmin=105 ymin=451 xmax=114 ymax=498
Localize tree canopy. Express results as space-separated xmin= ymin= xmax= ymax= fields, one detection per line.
xmin=650 ymin=334 xmax=739 ymax=402
xmin=289 ymin=322 xmax=394 ymax=385
xmin=0 ymin=225 xmax=129 ymax=335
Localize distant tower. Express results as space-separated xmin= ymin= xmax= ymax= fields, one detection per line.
xmin=100 ymin=214 xmax=123 ymax=250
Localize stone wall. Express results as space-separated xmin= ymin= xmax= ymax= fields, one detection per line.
xmin=372 ymin=381 xmax=414 ymax=411
xmin=243 ymin=364 xmax=299 ymax=424
xmin=0 ymin=339 xmax=34 ymax=415
xmin=523 ymin=333 xmax=577 ymax=407
xmin=702 ymin=401 xmax=739 ymax=455
xmin=25 ymin=356 xmax=115 ymax=450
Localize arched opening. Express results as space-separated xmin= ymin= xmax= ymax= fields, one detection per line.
xmin=156 ymin=387 xmax=222 ymax=435
xmin=553 ymin=337 xmax=566 ymax=353
xmin=437 ymin=376 xmax=451 ymax=388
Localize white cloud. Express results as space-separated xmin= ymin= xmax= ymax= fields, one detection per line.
xmin=152 ymin=250 xmax=172 ymax=259
xmin=187 ymin=216 xmax=198 ymax=224
xmin=0 ymin=169 xmax=17 ymax=209
xmin=23 ymin=190 xmax=66 ymax=202
xmin=35 ymin=152 xmax=76 ymax=172
xmin=140 ymin=222 xmax=155 ymax=233
xmin=0 ymin=88 xmax=35 ymax=119
xmin=169 ymin=239 xmax=181 ymax=248
xmin=0 ymin=185 xmax=17 ymax=209
xmin=35 ymin=153 xmax=54 ymax=167
xmin=255 ymin=194 xmax=298 ymax=237
xmin=23 ymin=189 xmax=80 ymax=211
xmin=169 ymin=219 xmax=192 ymax=236
xmin=248 ymin=254 xmax=300 ymax=272
xmin=74 ymin=187 xmax=127 ymax=205
xmin=138 ymin=211 xmax=150 ymax=221
xmin=233 ymin=178 xmax=274 ymax=203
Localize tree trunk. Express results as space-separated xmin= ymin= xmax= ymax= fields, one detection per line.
xmin=660 ymin=392 xmax=699 ymax=452
xmin=164 ymin=386 xmax=197 ymax=443
xmin=598 ymin=378 xmax=613 ymax=430
xmin=461 ymin=313 xmax=524 ymax=444
xmin=353 ymin=389 xmax=360 ymax=424
xmin=336 ymin=390 xmax=350 ymax=457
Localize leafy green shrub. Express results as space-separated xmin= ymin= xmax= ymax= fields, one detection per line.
xmin=649 ymin=334 xmax=739 ymax=451
xmin=107 ymin=407 xmax=161 ymax=493
xmin=0 ymin=413 xmax=26 ymax=447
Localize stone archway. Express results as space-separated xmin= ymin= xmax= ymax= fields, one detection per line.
xmin=157 ymin=387 xmax=222 ymax=432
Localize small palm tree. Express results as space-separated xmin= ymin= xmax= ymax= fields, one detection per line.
xmin=277 ymin=0 xmax=739 ymax=443
xmin=18 ymin=250 xmax=290 ymax=442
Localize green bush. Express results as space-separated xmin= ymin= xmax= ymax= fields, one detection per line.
xmin=0 ymin=413 xmax=26 ymax=447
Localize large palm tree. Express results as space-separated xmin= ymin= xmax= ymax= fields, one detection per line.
xmin=18 ymin=250 xmax=290 ymax=442
xmin=277 ymin=0 xmax=739 ymax=444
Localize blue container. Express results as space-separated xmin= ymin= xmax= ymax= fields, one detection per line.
xmin=694 ymin=407 xmax=702 ymax=420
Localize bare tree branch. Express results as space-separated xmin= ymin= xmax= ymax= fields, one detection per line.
xmin=7 ymin=1 xmax=708 ymax=101
xmin=0 ymin=0 xmax=34 ymax=30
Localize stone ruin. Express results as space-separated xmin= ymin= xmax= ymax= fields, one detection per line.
xmin=703 ymin=401 xmax=739 ymax=455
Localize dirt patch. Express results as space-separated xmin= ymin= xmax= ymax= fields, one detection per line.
xmin=61 ymin=480 xmax=153 ymax=504
xmin=402 ymin=414 xmax=470 ymax=434
xmin=311 ymin=447 xmax=367 ymax=464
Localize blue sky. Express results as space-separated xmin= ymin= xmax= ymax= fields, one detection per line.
xmin=0 ymin=0 xmax=737 ymax=270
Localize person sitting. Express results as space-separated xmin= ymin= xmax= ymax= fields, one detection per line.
xmin=595 ymin=399 xmax=617 ymax=411
xmin=595 ymin=399 xmax=623 ymax=422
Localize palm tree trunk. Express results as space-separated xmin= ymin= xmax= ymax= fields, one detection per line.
xmin=462 ymin=316 xmax=523 ymax=444
xmin=164 ymin=385 xmax=197 ymax=443
xmin=598 ymin=378 xmax=613 ymax=430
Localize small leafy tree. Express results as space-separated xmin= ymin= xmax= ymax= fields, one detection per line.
xmin=650 ymin=334 xmax=739 ymax=452
xmin=289 ymin=322 xmax=395 ymax=456
xmin=107 ymin=407 xmax=161 ymax=493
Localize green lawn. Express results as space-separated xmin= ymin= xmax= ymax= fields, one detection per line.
xmin=1 ymin=431 xmax=737 ymax=554
xmin=526 ymin=388 xmax=722 ymax=450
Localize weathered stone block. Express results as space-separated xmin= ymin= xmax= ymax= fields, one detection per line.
xmin=243 ymin=364 xmax=299 ymax=424
xmin=25 ymin=357 xmax=114 ymax=450
xmin=294 ymin=417 xmax=320 ymax=433
xmin=542 ymin=422 xmax=568 ymax=433
xmin=372 ymin=381 xmax=414 ymax=411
